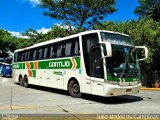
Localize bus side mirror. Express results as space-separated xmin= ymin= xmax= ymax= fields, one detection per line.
xmin=133 ymin=46 xmax=148 ymax=61
xmin=99 ymin=42 xmax=112 ymax=58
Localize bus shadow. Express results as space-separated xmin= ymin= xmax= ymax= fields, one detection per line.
xmin=82 ymin=94 xmax=143 ymax=104
xmin=14 ymin=83 xmax=143 ymax=104
xmin=15 ymin=83 xmax=70 ymax=96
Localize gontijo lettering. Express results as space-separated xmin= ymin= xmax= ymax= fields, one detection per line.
xmin=13 ymin=64 xmax=19 ymax=69
xmin=49 ymin=61 xmax=70 ymax=68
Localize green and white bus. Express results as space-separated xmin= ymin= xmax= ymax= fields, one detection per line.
xmin=12 ymin=30 xmax=148 ymax=97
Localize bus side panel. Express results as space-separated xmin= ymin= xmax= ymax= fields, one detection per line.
xmin=63 ymin=69 xmax=82 ymax=91
xmin=12 ymin=69 xmax=18 ymax=82
xmin=49 ymin=69 xmax=64 ymax=89
xmin=29 ymin=69 xmax=43 ymax=86
xmin=81 ymin=70 xmax=92 ymax=94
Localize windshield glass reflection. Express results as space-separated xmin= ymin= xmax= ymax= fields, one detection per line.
xmin=106 ymin=45 xmax=140 ymax=77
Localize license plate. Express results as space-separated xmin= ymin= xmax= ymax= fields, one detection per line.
xmin=126 ymin=89 xmax=132 ymax=92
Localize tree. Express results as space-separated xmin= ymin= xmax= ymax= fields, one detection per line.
xmin=22 ymin=28 xmax=47 ymax=46
xmin=0 ymin=29 xmax=33 ymax=53
xmin=0 ymin=29 xmax=17 ymax=52
xmin=40 ymin=0 xmax=116 ymax=31
xmin=134 ymin=0 xmax=160 ymax=22
xmin=22 ymin=28 xmax=38 ymax=40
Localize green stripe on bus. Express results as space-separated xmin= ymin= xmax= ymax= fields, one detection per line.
xmin=107 ymin=75 xmax=140 ymax=82
xmin=39 ymin=58 xmax=75 ymax=69
xmin=12 ymin=57 xmax=80 ymax=70
xmin=12 ymin=63 xmax=23 ymax=69
xmin=75 ymin=57 xmax=80 ymax=69
xmin=32 ymin=70 xmax=36 ymax=78
xmin=30 ymin=62 xmax=34 ymax=69
xmin=107 ymin=76 xmax=120 ymax=82
xmin=22 ymin=63 xmax=25 ymax=69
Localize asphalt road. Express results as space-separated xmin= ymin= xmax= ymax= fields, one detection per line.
xmin=0 ymin=76 xmax=160 ymax=115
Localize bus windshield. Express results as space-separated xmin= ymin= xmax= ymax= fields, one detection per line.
xmin=106 ymin=45 xmax=140 ymax=77
xmin=101 ymin=32 xmax=134 ymax=46
xmin=101 ymin=32 xmax=140 ymax=77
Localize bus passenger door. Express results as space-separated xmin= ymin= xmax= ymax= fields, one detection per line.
xmin=81 ymin=33 xmax=100 ymax=94
xmin=90 ymin=46 xmax=105 ymax=96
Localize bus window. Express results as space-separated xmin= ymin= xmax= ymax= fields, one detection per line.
xmin=33 ymin=48 xmax=43 ymax=60
xmin=64 ymin=37 xmax=80 ymax=57
xmin=14 ymin=53 xmax=18 ymax=62
xmin=24 ymin=51 xmax=30 ymax=61
xmin=33 ymin=49 xmax=37 ymax=60
xmin=50 ymin=46 xmax=53 ymax=58
xmin=39 ymin=48 xmax=43 ymax=59
xmin=17 ymin=52 xmax=21 ymax=62
xmin=29 ymin=49 xmax=34 ymax=61
xmin=61 ymin=43 xmax=66 ymax=57
xmin=21 ymin=53 xmax=25 ymax=62
xmin=65 ymin=41 xmax=72 ymax=56
xmin=50 ymin=45 xmax=58 ymax=58
xmin=74 ymin=41 xmax=79 ymax=55
xmin=44 ymin=46 xmax=49 ymax=59
xmin=57 ymin=44 xmax=62 ymax=57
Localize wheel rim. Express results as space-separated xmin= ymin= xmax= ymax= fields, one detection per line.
xmin=72 ymin=83 xmax=79 ymax=94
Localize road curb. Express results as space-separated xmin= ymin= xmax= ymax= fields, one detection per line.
xmin=140 ymin=87 xmax=160 ymax=91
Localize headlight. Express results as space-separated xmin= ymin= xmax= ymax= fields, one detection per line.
xmin=137 ymin=80 xmax=141 ymax=84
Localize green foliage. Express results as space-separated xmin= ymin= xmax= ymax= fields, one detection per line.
xmin=0 ymin=29 xmax=17 ymax=52
xmin=40 ymin=0 xmax=116 ymax=31
xmin=134 ymin=0 xmax=160 ymax=22
xmin=14 ymin=25 xmax=72 ymax=49
xmin=44 ymin=25 xmax=69 ymax=40
xmin=22 ymin=28 xmax=47 ymax=46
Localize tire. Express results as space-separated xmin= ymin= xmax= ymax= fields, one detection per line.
xmin=19 ymin=76 xmax=24 ymax=87
xmin=68 ymin=80 xmax=82 ymax=98
xmin=23 ymin=76 xmax=29 ymax=88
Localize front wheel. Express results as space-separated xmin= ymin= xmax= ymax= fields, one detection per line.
xmin=68 ymin=80 xmax=82 ymax=98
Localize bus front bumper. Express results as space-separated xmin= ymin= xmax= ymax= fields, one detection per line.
xmin=104 ymin=83 xmax=141 ymax=97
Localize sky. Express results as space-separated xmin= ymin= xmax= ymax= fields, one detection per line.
xmin=0 ymin=0 xmax=140 ymax=38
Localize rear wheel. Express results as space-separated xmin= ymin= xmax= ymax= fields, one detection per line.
xmin=19 ymin=76 xmax=23 ymax=86
xmin=68 ymin=80 xmax=82 ymax=98
xmin=23 ymin=76 xmax=29 ymax=88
